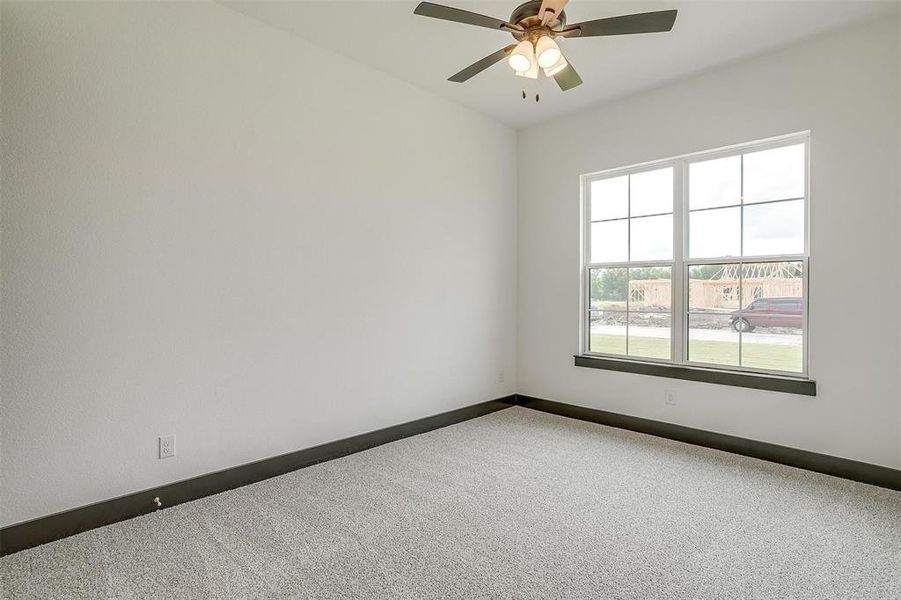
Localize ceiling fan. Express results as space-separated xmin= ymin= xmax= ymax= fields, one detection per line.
xmin=413 ymin=1 xmax=677 ymax=92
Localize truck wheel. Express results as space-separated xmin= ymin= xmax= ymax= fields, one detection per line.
xmin=732 ymin=318 xmax=753 ymax=332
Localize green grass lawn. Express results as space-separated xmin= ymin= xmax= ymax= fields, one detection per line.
xmin=589 ymin=334 xmax=802 ymax=373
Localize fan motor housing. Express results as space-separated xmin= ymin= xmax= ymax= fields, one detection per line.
xmin=510 ymin=1 xmax=566 ymax=32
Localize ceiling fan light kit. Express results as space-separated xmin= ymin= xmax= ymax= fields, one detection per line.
xmin=413 ymin=0 xmax=677 ymax=93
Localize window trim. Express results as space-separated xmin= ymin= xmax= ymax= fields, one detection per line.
xmin=573 ymin=355 xmax=817 ymax=396
xmin=580 ymin=132 xmax=811 ymax=381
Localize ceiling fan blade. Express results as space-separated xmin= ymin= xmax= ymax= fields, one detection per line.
xmin=553 ymin=59 xmax=582 ymax=91
xmin=563 ymin=9 xmax=677 ymax=38
xmin=414 ymin=2 xmax=514 ymax=31
xmin=449 ymin=45 xmax=516 ymax=82
xmin=539 ymin=0 xmax=569 ymax=24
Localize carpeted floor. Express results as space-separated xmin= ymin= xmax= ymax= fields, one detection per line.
xmin=2 ymin=406 xmax=900 ymax=599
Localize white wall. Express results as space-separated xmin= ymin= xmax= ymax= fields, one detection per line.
xmin=2 ymin=2 xmax=899 ymax=532
xmin=0 ymin=1 xmax=517 ymax=526
xmin=518 ymin=16 xmax=901 ymax=469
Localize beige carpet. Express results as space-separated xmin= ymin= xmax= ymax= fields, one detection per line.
xmin=2 ymin=406 xmax=900 ymax=599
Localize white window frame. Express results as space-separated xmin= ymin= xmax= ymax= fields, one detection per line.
xmin=580 ymin=132 xmax=810 ymax=379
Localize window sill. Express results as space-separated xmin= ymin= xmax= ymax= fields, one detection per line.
xmin=573 ymin=355 xmax=816 ymax=396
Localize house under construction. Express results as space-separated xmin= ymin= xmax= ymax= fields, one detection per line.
xmin=629 ymin=263 xmax=803 ymax=311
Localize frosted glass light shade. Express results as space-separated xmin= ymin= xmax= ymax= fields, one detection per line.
xmin=515 ymin=60 xmax=539 ymax=79
xmin=535 ymin=36 xmax=561 ymax=69
xmin=508 ymin=40 xmax=534 ymax=72
xmin=542 ymin=55 xmax=568 ymax=77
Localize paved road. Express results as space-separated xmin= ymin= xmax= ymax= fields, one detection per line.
xmin=590 ymin=325 xmax=801 ymax=346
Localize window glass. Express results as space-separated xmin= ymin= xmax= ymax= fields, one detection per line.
xmin=688 ymin=314 xmax=739 ymax=367
xmin=589 ymin=312 xmax=626 ymax=355
xmin=688 ymin=264 xmax=739 ymax=312
xmin=585 ymin=137 xmax=808 ymax=376
xmin=743 ymin=144 xmax=805 ymax=204
xmin=590 ymin=176 xmax=628 ymax=220
xmin=629 ymin=267 xmax=672 ymax=312
xmin=740 ymin=262 xmax=802 ymax=309
xmin=589 ymin=267 xmax=671 ymax=359
xmin=689 ymin=155 xmax=741 ymax=210
xmin=689 ymin=207 xmax=741 ymax=259
xmin=628 ymin=313 xmax=671 ymax=360
xmin=589 ymin=268 xmax=627 ymax=356
xmin=591 ymin=220 xmax=628 ymax=263
xmin=630 ymin=214 xmax=673 ymax=261
xmin=743 ymin=199 xmax=804 ymax=256
xmin=736 ymin=262 xmax=803 ymax=373
xmin=590 ymin=268 xmax=628 ymax=309
xmin=630 ymin=167 xmax=673 ymax=216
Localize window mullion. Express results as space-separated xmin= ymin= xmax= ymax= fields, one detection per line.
xmin=625 ymin=176 xmax=631 ymax=357
xmin=582 ymin=176 xmax=591 ymax=355
xmin=738 ymin=155 xmax=744 ymax=367
xmin=672 ymin=159 xmax=686 ymax=363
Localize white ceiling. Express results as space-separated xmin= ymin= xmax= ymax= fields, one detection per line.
xmin=222 ymin=1 xmax=895 ymax=128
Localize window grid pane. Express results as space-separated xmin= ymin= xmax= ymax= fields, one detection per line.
xmin=589 ymin=168 xmax=674 ymax=264
xmin=689 ymin=207 xmax=741 ymax=259
xmin=685 ymin=260 xmax=803 ymax=373
xmin=591 ymin=176 xmax=628 ymax=221
xmin=742 ymin=199 xmax=804 ymax=256
xmin=689 ymin=155 xmax=741 ymax=210
xmin=631 ymin=214 xmax=673 ymax=262
xmin=687 ymin=313 xmax=739 ymax=367
xmin=591 ymin=220 xmax=628 ymax=263
xmin=588 ymin=267 xmax=673 ymax=360
xmin=688 ymin=143 xmax=807 ymax=261
xmin=742 ymin=144 xmax=805 ymax=204
xmin=630 ymin=167 xmax=674 ymax=217
xmin=628 ymin=312 xmax=671 ymax=360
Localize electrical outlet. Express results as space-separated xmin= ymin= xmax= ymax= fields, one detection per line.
xmin=497 ymin=371 xmax=505 ymax=384
xmin=159 ymin=435 xmax=175 ymax=459
xmin=665 ymin=391 xmax=677 ymax=406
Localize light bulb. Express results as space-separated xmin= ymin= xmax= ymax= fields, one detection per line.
xmin=542 ymin=55 xmax=568 ymax=77
xmin=535 ymin=36 xmax=561 ymax=69
xmin=508 ymin=40 xmax=534 ymax=73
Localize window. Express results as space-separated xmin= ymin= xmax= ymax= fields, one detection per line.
xmin=583 ymin=134 xmax=808 ymax=377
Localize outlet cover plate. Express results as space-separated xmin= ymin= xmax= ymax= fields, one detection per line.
xmin=159 ymin=435 xmax=175 ymax=459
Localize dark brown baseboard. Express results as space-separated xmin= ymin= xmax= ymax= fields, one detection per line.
xmin=0 ymin=396 xmax=516 ymax=556
xmin=4 ymin=393 xmax=898 ymax=556
xmin=513 ymin=395 xmax=901 ymax=491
